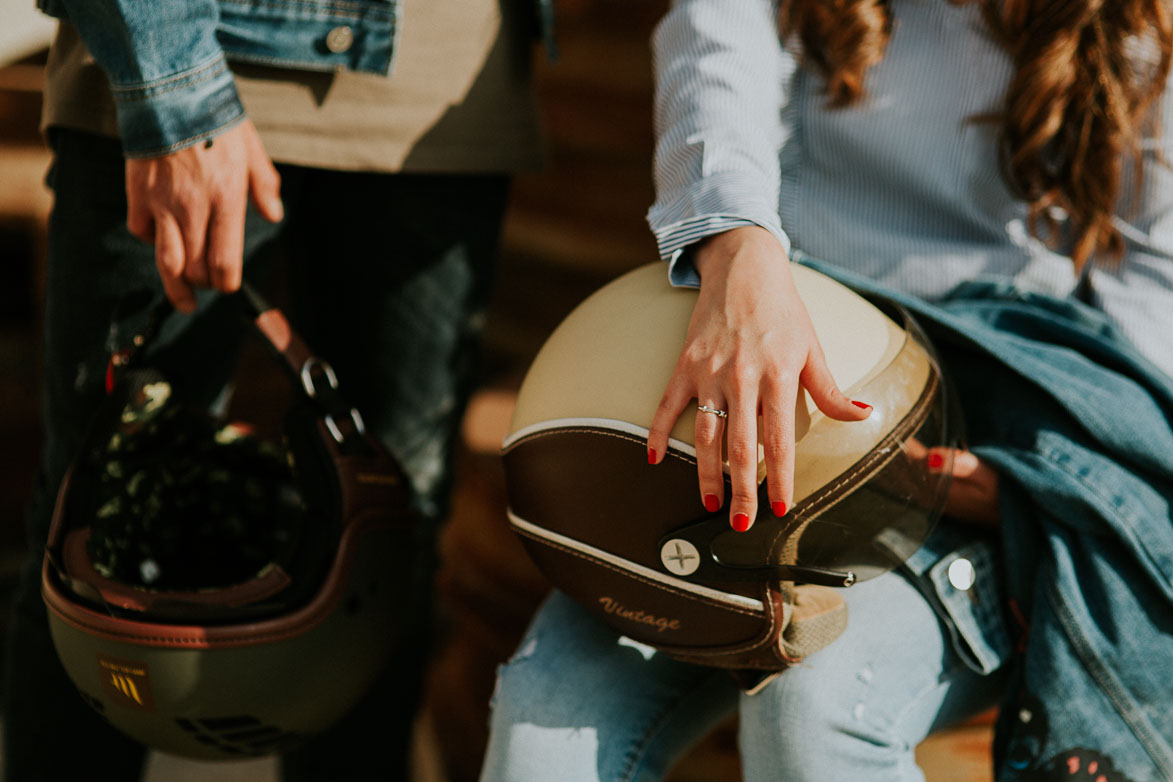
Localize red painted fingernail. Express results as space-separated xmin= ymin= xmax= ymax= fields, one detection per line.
xmin=772 ymin=500 xmax=787 ymax=517
xmin=852 ymin=400 xmax=872 ymax=410
xmin=732 ymin=513 xmax=750 ymax=532
xmin=648 ymin=448 xmax=657 ymax=464
xmin=927 ymin=451 xmax=945 ymax=470
xmin=704 ymin=494 xmax=720 ymax=513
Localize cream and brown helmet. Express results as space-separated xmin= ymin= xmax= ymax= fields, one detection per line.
xmin=501 ymin=262 xmax=957 ymax=671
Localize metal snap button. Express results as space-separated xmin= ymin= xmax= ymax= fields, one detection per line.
xmin=947 ymin=557 xmax=977 ymax=591
xmin=660 ymin=539 xmax=700 ymax=576
xmin=325 ymin=25 xmax=354 ymax=54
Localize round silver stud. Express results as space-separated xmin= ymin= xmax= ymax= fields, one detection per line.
xmin=660 ymin=539 xmax=701 ymax=576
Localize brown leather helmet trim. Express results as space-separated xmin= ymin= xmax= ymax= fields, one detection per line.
xmin=784 ymin=369 xmax=940 ymax=529
xmin=650 ymin=583 xmax=786 ymax=666
xmin=516 ymin=532 xmax=780 ymax=654
xmin=60 ymin=528 xmax=293 ymax=614
xmin=514 ymin=527 xmax=764 ymax=618
xmin=42 ymin=511 xmax=392 ymax=650
xmin=504 ymin=425 xmax=756 ymax=600
xmin=744 ymin=369 xmax=941 ymax=575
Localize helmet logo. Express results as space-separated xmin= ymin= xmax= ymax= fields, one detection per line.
xmin=98 ymin=655 xmax=155 ymax=711
xmin=660 ymin=539 xmax=701 ymax=576
xmin=597 ymin=596 xmax=681 ymax=633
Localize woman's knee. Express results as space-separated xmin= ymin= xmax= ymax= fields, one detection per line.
xmin=736 ymin=572 xmax=957 ymax=780
xmin=480 ymin=638 xmax=600 ymax=782
xmin=480 ymin=592 xmax=738 ymax=782
xmin=479 ymin=594 xmax=652 ymax=782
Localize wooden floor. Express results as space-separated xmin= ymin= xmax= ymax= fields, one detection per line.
xmin=0 ymin=2 xmax=996 ymax=780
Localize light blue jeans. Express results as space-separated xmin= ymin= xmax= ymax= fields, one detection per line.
xmin=480 ymin=564 xmax=1006 ymax=782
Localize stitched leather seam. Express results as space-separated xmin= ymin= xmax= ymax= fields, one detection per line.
xmin=516 ymin=529 xmax=762 ymax=618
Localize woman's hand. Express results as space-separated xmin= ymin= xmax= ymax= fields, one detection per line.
xmin=646 ymin=226 xmax=872 ymax=531
xmin=930 ymin=447 xmax=1001 ymax=526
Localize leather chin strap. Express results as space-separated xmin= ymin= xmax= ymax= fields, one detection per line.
xmin=655 ymin=582 xmax=848 ymax=678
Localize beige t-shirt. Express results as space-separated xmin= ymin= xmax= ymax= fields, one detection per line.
xmin=41 ymin=0 xmax=544 ymax=173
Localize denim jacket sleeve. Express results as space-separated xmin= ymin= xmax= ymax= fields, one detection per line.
xmin=40 ymin=0 xmax=245 ymax=157
xmin=39 ymin=0 xmax=554 ymax=160
xmin=644 ymin=0 xmax=794 ymax=287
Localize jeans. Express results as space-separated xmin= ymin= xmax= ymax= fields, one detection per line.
xmin=480 ymin=539 xmax=1006 ymax=782
xmin=3 ymin=128 xmax=509 ymax=781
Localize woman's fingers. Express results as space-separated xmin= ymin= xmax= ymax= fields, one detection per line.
xmin=647 ymin=371 xmax=691 ymax=466
xmin=645 ymin=227 xmax=880 ymax=534
xmin=724 ymin=385 xmax=760 ymax=531
xmin=801 ymin=339 xmax=873 ymax=422
xmin=927 ymin=447 xmax=1000 ymax=525
xmin=760 ymin=370 xmax=797 ymax=519
xmin=692 ymin=395 xmax=727 ymax=514
xmin=649 ymin=369 xmax=733 ymax=514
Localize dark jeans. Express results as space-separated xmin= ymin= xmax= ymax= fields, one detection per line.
xmin=3 ymin=129 xmax=509 ymax=781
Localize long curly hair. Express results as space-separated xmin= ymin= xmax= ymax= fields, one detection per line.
xmin=780 ymin=0 xmax=1173 ymax=270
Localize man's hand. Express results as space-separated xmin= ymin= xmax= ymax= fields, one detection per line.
xmin=125 ymin=119 xmax=284 ymax=312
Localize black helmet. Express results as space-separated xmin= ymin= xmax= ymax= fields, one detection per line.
xmin=42 ymin=289 xmax=421 ymax=758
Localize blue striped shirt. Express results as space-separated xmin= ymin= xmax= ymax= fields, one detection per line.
xmin=647 ymin=0 xmax=1173 ymax=378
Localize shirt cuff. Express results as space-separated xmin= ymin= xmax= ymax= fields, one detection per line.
xmin=654 ymin=215 xmax=792 ymax=288
xmin=111 ymin=52 xmax=246 ymax=157
xmin=647 ymin=172 xmax=791 ymax=287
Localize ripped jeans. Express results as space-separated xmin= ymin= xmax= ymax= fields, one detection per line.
xmin=479 ymin=539 xmax=1008 ymax=782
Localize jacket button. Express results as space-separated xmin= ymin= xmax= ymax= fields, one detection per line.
xmin=325 ymin=26 xmax=354 ymax=54
xmin=947 ymin=557 xmax=976 ymax=591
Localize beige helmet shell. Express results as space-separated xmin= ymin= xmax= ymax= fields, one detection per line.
xmin=500 ymin=262 xmax=951 ymax=670
xmin=506 ymin=261 xmax=932 ymax=499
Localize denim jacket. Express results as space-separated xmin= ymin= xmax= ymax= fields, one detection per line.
xmin=36 ymin=0 xmax=556 ymax=157
xmin=800 ymin=255 xmax=1173 ymax=782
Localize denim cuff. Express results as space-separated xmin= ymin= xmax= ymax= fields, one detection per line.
xmin=111 ymin=53 xmax=246 ymax=157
